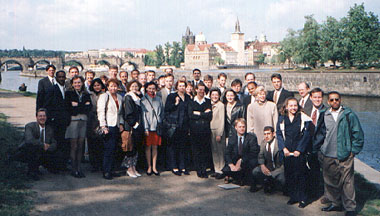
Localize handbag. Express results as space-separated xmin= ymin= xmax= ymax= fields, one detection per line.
xmin=94 ymin=94 xmax=109 ymax=138
xmin=145 ymin=96 xmax=163 ymax=136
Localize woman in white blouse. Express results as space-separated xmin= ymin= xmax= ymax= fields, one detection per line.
xmin=97 ymin=78 xmax=124 ymax=180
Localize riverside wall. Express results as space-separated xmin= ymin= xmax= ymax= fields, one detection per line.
xmin=20 ymin=69 xmax=380 ymax=97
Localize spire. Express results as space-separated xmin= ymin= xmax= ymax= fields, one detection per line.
xmin=186 ymin=26 xmax=191 ymax=36
xmin=235 ymin=17 xmax=241 ymax=33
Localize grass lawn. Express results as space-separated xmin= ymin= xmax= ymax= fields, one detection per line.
xmin=356 ymin=172 xmax=380 ymax=215
xmin=0 ymin=113 xmax=34 ymax=216
xmin=0 ymin=88 xmax=36 ymax=98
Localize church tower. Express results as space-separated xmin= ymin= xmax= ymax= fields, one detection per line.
xmin=229 ymin=18 xmax=245 ymax=65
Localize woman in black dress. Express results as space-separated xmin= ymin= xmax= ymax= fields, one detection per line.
xmin=164 ymin=80 xmax=191 ymax=176
xmin=223 ymin=89 xmax=245 ymax=139
xmin=276 ymin=97 xmax=312 ymax=208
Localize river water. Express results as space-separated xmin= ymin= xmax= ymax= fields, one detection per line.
xmin=1 ymin=70 xmax=379 ymax=171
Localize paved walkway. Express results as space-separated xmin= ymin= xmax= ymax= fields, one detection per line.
xmin=1 ymin=90 xmax=378 ymax=215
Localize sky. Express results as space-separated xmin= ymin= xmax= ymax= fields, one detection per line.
xmin=1 ymin=0 xmax=379 ymax=51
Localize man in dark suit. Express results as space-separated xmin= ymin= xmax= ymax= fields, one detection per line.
xmin=44 ymin=70 xmax=71 ymax=171
xmin=298 ymin=82 xmax=313 ymax=116
xmin=242 ymin=72 xmax=255 ymax=95
xmin=15 ymin=108 xmax=57 ymax=180
xmin=243 ymin=81 xmax=257 ymax=118
xmin=191 ymin=68 xmax=204 ymax=87
xmin=308 ymin=87 xmax=328 ymax=200
xmin=251 ymin=126 xmax=285 ymax=193
xmin=36 ymin=64 xmax=56 ymax=110
xmin=222 ymin=118 xmax=260 ymax=187
xmin=266 ymin=73 xmax=294 ymax=111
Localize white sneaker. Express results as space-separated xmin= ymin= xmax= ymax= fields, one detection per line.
xmin=127 ymin=171 xmax=137 ymax=178
xmin=135 ymin=171 xmax=141 ymax=177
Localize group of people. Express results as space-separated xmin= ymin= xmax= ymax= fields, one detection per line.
xmin=15 ymin=64 xmax=364 ymax=216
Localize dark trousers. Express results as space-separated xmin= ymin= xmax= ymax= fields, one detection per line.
xmin=306 ymin=152 xmax=322 ymax=198
xmin=223 ymin=164 xmax=254 ymax=185
xmin=16 ymin=144 xmax=55 ymax=172
xmin=166 ymin=129 xmax=187 ymax=170
xmin=48 ymin=119 xmax=68 ymax=169
xmin=103 ymin=126 xmax=119 ymax=173
xmin=191 ymin=132 xmax=211 ymax=173
xmin=284 ymin=155 xmax=308 ymax=202
xmin=87 ymin=133 xmax=104 ymax=169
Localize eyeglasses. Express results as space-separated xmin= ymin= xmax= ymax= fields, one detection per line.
xmin=329 ymin=98 xmax=340 ymax=102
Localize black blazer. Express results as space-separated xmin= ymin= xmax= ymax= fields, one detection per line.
xmin=243 ymin=95 xmax=254 ymax=118
xmin=65 ymin=90 xmax=92 ymax=117
xmin=188 ymin=98 xmax=212 ymax=134
xmin=164 ymin=93 xmax=191 ymax=131
xmin=225 ymin=102 xmax=245 ymax=138
xmin=44 ymin=84 xmax=71 ymax=127
xmin=303 ymin=97 xmax=313 ymax=117
xmin=121 ymin=94 xmax=144 ymax=132
xmin=266 ymin=88 xmax=294 ymax=111
xmin=36 ymin=77 xmax=54 ymax=110
xmin=223 ymin=132 xmax=259 ymax=170
xmin=191 ymin=80 xmax=204 ymax=88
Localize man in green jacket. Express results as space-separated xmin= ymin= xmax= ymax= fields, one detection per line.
xmin=315 ymin=91 xmax=364 ymax=216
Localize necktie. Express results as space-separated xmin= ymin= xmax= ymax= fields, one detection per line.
xmin=273 ymin=91 xmax=278 ymax=104
xmin=238 ymin=137 xmax=243 ymax=156
xmin=266 ymin=142 xmax=274 ymax=171
xmin=40 ymin=128 xmax=45 ymax=144
xmin=300 ymin=99 xmax=305 ymax=108
xmin=312 ymin=110 xmax=317 ymax=126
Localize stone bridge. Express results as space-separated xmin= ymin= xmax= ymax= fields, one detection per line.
xmin=0 ymin=56 xmax=145 ymax=72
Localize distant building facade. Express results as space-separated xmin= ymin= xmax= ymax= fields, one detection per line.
xmin=184 ymin=41 xmax=219 ymax=70
xmin=228 ymin=18 xmax=246 ymax=65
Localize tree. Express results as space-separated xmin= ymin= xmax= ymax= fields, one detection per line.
xmin=256 ymin=54 xmax=266 ymax=65
xmin=214 ymin=56 xmax=225 ymax=65
xmin=298 ymin=15 xmax=321 ymax=68
xmin=169 ymin=41 xmax=183 ymax=68
xmin=155 ymin=45 xmax=165 ymax=68
xmin=279 ymin=29 xmax=300 ymax=68
xmin=164 ymin=42 xmax=171 ymax=65
xmin=320 ymin=16 xmax=344 ymax=66
xmin=144 ymin=52 xmax=156 ymax=66
xmin=341 ymin=3 xmax=380 ymax=68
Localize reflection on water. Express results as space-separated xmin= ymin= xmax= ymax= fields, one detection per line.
xmin=1 ymin=70 xmax=380 ymax=170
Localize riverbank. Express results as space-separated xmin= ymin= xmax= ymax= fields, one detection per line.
xmin=1 ymin=90 xmax=380 ymax=215
xmin=0 ymin=113 xmax=33 ymax=216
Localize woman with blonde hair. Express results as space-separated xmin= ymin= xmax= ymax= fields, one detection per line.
xmin=246 ymin=85 xmax=278 ymax=143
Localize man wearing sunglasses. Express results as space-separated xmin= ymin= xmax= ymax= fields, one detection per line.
xmin=313 ymin=91 xmax=364 ymax=216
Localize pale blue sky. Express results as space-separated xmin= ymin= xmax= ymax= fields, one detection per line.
xmin=1 ymin=0 xmax=379 ymax=51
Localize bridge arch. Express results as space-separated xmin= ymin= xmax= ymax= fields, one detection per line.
xmin=63 ymin=60 xmax=84 ymax=71
xmin=120 ymin=61 xmax=138 ymax=71
xmin=0 ymin=60 xmax=24 ymax=71
xmin=33 ymin=59 xmax=51 ymax=69
xmin=97 ymin=60 xmax=111 ymax=68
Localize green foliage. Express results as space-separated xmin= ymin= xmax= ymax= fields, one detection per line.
xmin=0 ymin=49 xmax=67 ymax=58
xmin=256 ymin=54 xmax=266 ymax=65
xmin=144 ymin=52 xmax=157 ymax=66
xmin=278 ymin=3 xmax=380 ymax=69
xmin=169 ymin=42 xmax=183 ymax=68
xmin=0 ymin=114 xmax=33 ymax=216
xmin=298 ymin=15 xmax=321 ymax=68
xmin=320 ymin=16 xmax=344 ymax=66
xmin=125 ymin=52 xmax=134 ymax=58
xmin=341 ymin=3 xmax=380 ymax=68
xmin=214 ymin=56 xmax=225 ymax=65
xmin=155 ymin=45 xmax=165 ymax=68
xmin=164 ymin=42 xmax=172 ymax=65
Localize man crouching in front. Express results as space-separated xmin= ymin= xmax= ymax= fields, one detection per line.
xmin=251 ymin=126 xmax=285 ymax=193
xmin=15 ymin=108 xmax=57 ymax=180
xmin=222 ymin=118 xmax=259 ymax=189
